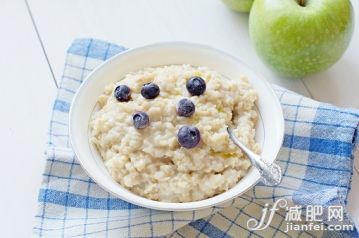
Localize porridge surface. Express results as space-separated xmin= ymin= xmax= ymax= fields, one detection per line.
xmin=90 ymin=64 xmax=259 ymax=202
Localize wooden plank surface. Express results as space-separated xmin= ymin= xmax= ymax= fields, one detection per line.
xmin=0 ymin=0 xmax=57 ymax=237
xmin=26 ymin=0 xmax=311 ymax=97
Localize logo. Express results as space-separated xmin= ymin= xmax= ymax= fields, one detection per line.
xmin=247 ymin=199 xmax=288 ymax=230
xmin=246 ymin=198 xmax=354 ymax=232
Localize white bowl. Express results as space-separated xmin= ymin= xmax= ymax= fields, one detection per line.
xmin=69 ymin=42 xmax=284 ymax=211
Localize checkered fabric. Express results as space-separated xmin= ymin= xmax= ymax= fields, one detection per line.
xmin=33 ymin=39 xmax=359 ymax=238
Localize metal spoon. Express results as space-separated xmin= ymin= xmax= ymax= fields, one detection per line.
xmin=227 ymin=127 xmax=282 ymax=186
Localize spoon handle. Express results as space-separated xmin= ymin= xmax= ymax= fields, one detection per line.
xmin=227 ymin=127 xmax=282 ymax=186
xmin=253 ymin=159 xmax=282 ymax=186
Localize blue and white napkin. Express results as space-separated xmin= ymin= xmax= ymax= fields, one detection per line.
xmin=33 ymin=39 xmax=359 ymax=238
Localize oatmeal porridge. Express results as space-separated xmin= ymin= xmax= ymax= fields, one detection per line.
xmin=90 ymin=64 xmax=259 ymax=202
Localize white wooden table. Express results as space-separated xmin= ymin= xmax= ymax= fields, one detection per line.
xmin=1 ymin=0 xmax=358 ymax=237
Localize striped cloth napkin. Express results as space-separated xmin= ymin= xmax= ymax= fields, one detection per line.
xmin=33 ymin=39 xmax=359 ymax=238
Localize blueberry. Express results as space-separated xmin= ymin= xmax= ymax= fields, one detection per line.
xmin=186 ymin=76 xmax=206 ymax=96
xmin=133 ymin=111 xmax=149 ymax=129
xmin=177 ymin=98 xmax=195 ymax=117
xmin=114 ymin=85 xmax=131 ymax=102
xmin=141 ymin=82 xmax=160 ymax=99
xmin=177 ymin=125 xmax=201 ymax=149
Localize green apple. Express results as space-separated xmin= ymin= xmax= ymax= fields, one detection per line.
xmin=221 ymin=0 xmax=254 ymax=12
xmin=249 ymin=0 xmax=354 ymax=78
